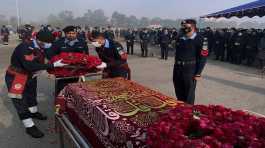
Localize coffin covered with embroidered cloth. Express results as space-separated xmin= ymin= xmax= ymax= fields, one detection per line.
xmin=58 ymin=78 xmax=183 ymax=148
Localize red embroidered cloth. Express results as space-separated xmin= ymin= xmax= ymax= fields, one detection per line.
xmin=48 ymin=52 xmax=102 ymax=77
xmin=59 ymin=78 xmax=183 ymax=148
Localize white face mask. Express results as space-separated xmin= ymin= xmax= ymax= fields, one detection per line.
xmin=43 ymin=43 xmax=52 ymax=49
xmin=92 ymin=42 xmax=102 ymax=48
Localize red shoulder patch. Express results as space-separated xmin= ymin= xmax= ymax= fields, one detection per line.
xmin=201 ymin=50 xmax=209 ymax=57
xmin=24 ymin=54 xmax=34 ymax=61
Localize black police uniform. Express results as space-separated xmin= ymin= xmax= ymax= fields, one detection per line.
xmin=231 ymin=31 xmax=245 ymax=65
xmin=96 ymin=39 xmax=130 ymax=79
xmin=125 ymin=31 xmax=136 ymax=55
xmin=48 ymin=37 xmax=89 ymax=95
xmin=214 ymin=30 xmax=225 ymax=61
xmin=160 ymin=32 xmax=171 ymax=60
xmin=173 ymin=33 xmax=208 ymax=104
xmin=245 ymin=32 xmax=258 ymax=66
xmin=140 ymin=31 xmax=150 ymax=57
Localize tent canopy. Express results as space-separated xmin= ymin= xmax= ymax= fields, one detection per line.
xmin=201 ymin=0 xmax=265 ymax=18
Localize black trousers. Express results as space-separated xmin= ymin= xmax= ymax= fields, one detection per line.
xmin=5 ymin=75 xmax=37 ymax=120
xmin=55 ymin=78 xmax=79 ymax=96
xmin=141 ymin=42 xmax=148 ymax=57
xmin=215 ymin=45 xmax=225 ymax=61
xmin=259 ymin=59 xmax=265 ymax=69
xmin=160 ymin=44 xmax=169 ymax=60
xmin=126 ymin=42 xmax=134 ymax=55
xmin=173 ymin=64 xmax=197 ymax=105
xmin=3 ymin=35 xmax=9 ymax=43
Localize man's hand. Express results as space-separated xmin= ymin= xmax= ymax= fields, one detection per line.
xmin=96 ymin=62 xmax=107 ymax=70
xmin=194 ymin=75 xmax=202 ymax=81
xmin=53 ymin=59 xmax=68 ymax=67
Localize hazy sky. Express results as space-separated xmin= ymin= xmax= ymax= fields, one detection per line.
xmin=0 ymin=0 xmax=259 ymax=22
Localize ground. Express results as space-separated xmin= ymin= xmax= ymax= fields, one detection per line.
xmin=0 ymin=36 xmax=265 ymax=148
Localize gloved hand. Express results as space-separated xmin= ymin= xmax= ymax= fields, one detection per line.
xmin=96 ymin=62 xmax=107 ymax=69
xmin=91 ymin=42 xmax=102 ymax=48
xmin=53 ymin=59 xmax=68 ymax=67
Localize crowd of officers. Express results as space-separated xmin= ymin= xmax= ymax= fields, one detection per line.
xmin=9 ymin=24 xmax=265 ymax=70
xmin=203 ymin=27 xmax=265 ymax=69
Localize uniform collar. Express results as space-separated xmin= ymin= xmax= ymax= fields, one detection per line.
xmin=104 ymin=39 xmax=110 ymax=48
xmin=65 ymin=38 xmax=79 ymax=46
xmin=181 ymin=32 xmax=197 ymax=40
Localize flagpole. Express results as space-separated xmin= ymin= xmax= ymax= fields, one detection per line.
xmin=16 ymin=0 xmax=20 ymax=28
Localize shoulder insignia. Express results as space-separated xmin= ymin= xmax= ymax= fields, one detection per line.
xmin=24 ymin=54 xmax=34 ymax=61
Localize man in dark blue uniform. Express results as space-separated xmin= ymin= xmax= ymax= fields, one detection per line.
xmin=173 ymin=19 xmax=208 ymax=105
xmin=214 ymin=29 xmax=225 ymax=61
xmin=5 ymin=30 xmax=67 ymax=138
xmin=231 ymin=30 xmax=245 ymax=65
xmin=139 ymin=28 xmax=150 ymax=57
xmin=92 ymin=33 xmax=131 ymax=79
xmin=47 ymin=26 xmax=89 ymax=95
xmin=245 ymin=30 xmax=258 ymax=66
xmin=125 ymin=29 xmax=136 ymax=55
xmin=160 ymin=28 xmax=171 ymax=60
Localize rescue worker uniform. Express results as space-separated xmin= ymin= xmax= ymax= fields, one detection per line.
xmin=4 ymin=31 xmax=63 ymax=138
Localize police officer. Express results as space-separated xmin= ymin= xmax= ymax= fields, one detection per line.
xmin=245 ymin=30 xmax=258 ymax=66
xmin=92 ymin=33 xmax=131 ymax=79
xmin=140 ymin=28 xmax=150 ymax=57
xmin=231 ymin=29 xmax=245 ymax=65
xmin=204 ymin=27 xmax=214 ymax=55
xmin=214 ymin=29 xmax=225 ymax=61
xmin=5 ymin=30 xmax=67 ymax=138
xmin=48 ymin=25 xmax=89 ymax=95
xmin=160 ymin=28 xmax=171 ymax=60
xmin=173 ymin=19 xmax=208 ymax=105
xmin=125 ymin=29 xmax=136 ymax=55
xmin=1 ymin=25 xmax=9 ymax=45
xmin=77 ymin=26 xmax=87 ymax=41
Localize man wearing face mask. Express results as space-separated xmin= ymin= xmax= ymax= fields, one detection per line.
xmin=92 ymin=33 xmax=130 ymax=79
xmin=173 ymin=19 xmax=208 ymax=105
xmin=5 ymin=30 xmax=67 ymax=138
xmin=48 ymin=26 xmax=89 ymax=95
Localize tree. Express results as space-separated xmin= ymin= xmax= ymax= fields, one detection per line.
xmin=47 ymin=14 xmax=63 ymax=27
xmin=89 ymin=9 xmax=108 ymax=27
xmin=139 ymin=17 xmax=150 ymax=28
xmin=58 ymin=10 xmax=75 ymax=26
xmin=9 ymin=16 xmax=18 ymax=28
xmin=111 ymin=11 xmax=128 ymax=27
xmin=127 ymin=15 xmax=139 ymax=28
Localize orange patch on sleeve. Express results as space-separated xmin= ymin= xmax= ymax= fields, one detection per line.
xmin=24 ymin=54 xmax=34 ymax=61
